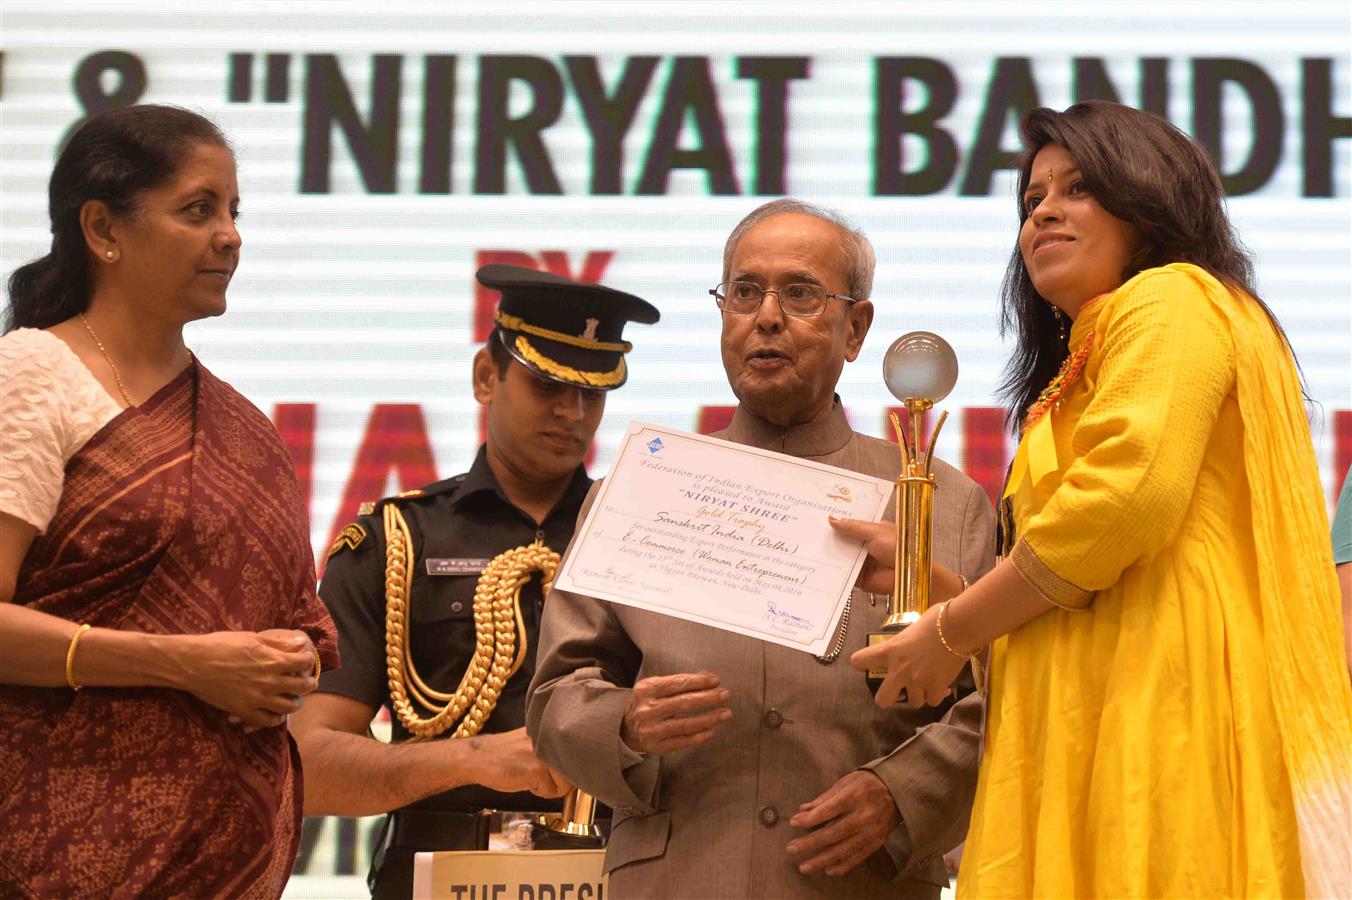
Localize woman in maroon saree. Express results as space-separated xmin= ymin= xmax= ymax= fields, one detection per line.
xmin=0 ymin=106 xmax=337 ymax=897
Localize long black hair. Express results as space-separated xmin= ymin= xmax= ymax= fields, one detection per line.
xmin=5 ymin=105 xmax=229 ymax=333
xmin=997 ymin=100 xmax=1286 ymax=430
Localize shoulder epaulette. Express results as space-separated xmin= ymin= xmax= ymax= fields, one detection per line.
xmin=413 ymin=472 xmax=469 ymax=498
xmin=356 ymin=473 xmax=469 ymax=518
xmin=334 ymin=476 xmax=467 ymax=560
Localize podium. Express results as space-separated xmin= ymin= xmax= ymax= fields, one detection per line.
xmin=412 ymin=849 xmax=607 ymax=900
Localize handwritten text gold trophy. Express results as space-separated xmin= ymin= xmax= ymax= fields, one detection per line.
xmin=865 ymin=332 xmax=959 ymax=693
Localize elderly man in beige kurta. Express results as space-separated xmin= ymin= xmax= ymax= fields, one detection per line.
xmin=528 ymin=200 xmax=995 ymax=899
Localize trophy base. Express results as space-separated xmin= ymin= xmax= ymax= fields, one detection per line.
xmin=866 ymin=609 xmax=923 ymax=696
xmin=530 ymin=817 xmax=606 ymax=850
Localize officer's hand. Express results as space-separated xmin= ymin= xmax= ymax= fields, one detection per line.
xmin=464 ymin=728 xmax=572 ymax=798
xmin=786 ymin=770 xmax=899 ymax=876
xmin=621 ymin=671 xmax=732 ymax=756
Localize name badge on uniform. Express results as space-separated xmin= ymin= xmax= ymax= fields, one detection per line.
xmin=425 ymin=558 xmax=490 ymax=576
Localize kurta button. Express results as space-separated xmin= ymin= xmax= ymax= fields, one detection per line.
xmin=759 ymin=805 xmax=779 ymax=827
xmin=450 ymin=601 xmax=464 ymax=613
xmin=763 ymin=708 xmax=783 ymax=728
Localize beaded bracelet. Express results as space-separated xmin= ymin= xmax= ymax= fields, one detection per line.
xmin=66 ymin=623 xmax=92 ymax=691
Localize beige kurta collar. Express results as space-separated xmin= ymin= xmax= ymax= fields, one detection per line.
xmin=722 ymin=396 xmax=853 ymax=458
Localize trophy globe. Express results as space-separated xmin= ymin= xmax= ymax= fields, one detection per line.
xmin=883 ymin=331 xmax=958 ymax=406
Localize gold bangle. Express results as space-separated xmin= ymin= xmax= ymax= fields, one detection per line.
xmin=66 ymin=624 xmax=92 ymax=691
xmin=935 ymin=601 xmax=965 ymax=658
xmin=312 ymin=647 xmax=322 ymax=681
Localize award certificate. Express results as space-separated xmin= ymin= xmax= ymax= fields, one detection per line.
xmin=554 ymin=422 xmax=892 ymax=655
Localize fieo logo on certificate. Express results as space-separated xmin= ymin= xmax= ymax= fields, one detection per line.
xmin=554 ymin=423 xmax=891 ymax=655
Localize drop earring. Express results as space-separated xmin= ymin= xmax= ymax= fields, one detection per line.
xmin=1050 ymin=304 xmax=1067 ymax=341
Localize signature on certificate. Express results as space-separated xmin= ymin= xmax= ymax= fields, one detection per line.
xmin=763 ymin=601 xmax=813 ymax=633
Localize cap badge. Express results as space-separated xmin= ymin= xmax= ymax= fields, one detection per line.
xmin=581 ymin=318 xmax=600 ymax=342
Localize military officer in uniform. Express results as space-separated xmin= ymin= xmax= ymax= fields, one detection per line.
xmin=291 ymin=264 xmax=660 ymax=898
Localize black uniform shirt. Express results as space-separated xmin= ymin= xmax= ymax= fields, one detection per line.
xmin=318 ymin=444 xmax=592 ymax=813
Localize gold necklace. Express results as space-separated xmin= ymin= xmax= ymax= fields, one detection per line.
xmin=79 ymin=312 xmax=133 ymax=407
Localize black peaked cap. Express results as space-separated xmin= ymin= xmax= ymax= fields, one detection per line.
xmin=477 ymin=264 xmax=660 ymax=391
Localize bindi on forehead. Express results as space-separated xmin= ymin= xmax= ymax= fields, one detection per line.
xmin=1030 ymin=145 xmax=1078 ymax=175
xmin=1024 ymin=164 xmax=1082 ymax=201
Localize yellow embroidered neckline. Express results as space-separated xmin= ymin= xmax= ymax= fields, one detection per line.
xmin=1023 ymin=331 xmax=1096 ymax=431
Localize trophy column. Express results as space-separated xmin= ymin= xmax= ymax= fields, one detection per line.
xmin=865 ymin=332 xmax=958 ymax=694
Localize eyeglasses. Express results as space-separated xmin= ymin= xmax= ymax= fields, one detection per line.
xmin=709 ymin=281 xmax=858 ymax=317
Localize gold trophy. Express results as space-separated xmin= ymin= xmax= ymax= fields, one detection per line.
xmin=531 ymin=790 xmax=605 ymax=849
xmin=865 ymin=331 xmax=959 ymax=694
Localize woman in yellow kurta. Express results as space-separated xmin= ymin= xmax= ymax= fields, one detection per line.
xmin=846 ymin=101 xmax=1351 ymax=897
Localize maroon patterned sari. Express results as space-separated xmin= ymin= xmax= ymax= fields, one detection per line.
xmin=0 ymin=360 xmax=338 ymax=899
